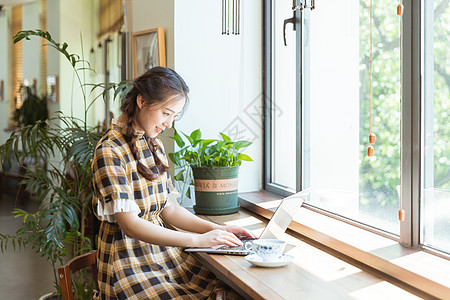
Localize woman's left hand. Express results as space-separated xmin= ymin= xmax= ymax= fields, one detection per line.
xmin=220 ymin=225 xmax=257 ymax=239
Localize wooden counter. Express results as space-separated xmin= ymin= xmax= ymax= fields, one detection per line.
xmin=193 ymin=209 xmax=422 ymax=300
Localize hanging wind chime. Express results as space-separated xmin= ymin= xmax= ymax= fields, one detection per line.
xmin=222 ymin=0 xmax=240 ymax=35
xmin=397 ymin=1 xmax=405 ymax=222
xmin=367 ymin=0 xmax=376 ymax=157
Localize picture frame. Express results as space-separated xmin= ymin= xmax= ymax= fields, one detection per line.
xmin=0 ymin=80 xmax=3 ymax=102
xmin=46 ymin=75 xmax=58 ymax=103
xmin=132 ymin=27 xmax=166 ymax=77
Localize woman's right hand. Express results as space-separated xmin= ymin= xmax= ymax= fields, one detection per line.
xmin=192 ymin=229 xmax=243 ymax=248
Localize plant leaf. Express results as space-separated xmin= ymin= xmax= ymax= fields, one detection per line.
xmin=220 ymin=132 xmax=231 ymax=142
xmin=237 ymin=153 xmax=253 ymax=161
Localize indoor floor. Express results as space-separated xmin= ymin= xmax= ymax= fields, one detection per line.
xmin=0 ymin=177 xmax=55 ymax=300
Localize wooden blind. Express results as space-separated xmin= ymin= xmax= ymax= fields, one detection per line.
xmin=11 ymin=5 xmax=23 ymax=110
xmin=99 ymin=0 xmax=124 ymax=38
xmin=39 ymin=0 xmax=47 ymax=96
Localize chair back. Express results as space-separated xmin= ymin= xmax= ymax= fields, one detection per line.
xmin=58 ymin=250 xmax=98 ymax=300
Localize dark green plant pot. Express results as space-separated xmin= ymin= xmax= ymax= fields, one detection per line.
xmin=192 ymin=166 xmax=240 ymax=215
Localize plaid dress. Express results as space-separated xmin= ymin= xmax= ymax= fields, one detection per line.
xmin=92 ymin=119 xmax=220 ymax=300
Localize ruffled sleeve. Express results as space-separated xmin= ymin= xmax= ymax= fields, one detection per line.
xmin=92 ymin=143 xmax=140 ymax=223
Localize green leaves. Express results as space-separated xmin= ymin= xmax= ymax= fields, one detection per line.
xmin=190 ymin=129 xmax=202 ymax=142
xmin=237 ymin=153 xmax=253 ymax=161
xmin=14 ymin=30 xmax=79 ymax=68
xmin=172 ymin=129 xmax=185 ymax=148
xmin=170 ymin=128 xmax=253 ymax=168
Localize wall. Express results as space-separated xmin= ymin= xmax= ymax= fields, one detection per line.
xmin=174 ymin=0 xmax=262 ymax=192
xmin=58 ymin=0 xmax=97 ymax=126
xmin=46 ymin=0 xmax=60 ymax=121
xmin=132 ymin=0 xmax=175 ymax=68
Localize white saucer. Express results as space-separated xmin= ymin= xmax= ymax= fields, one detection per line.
xmin=245 ymin=253 xmax=294 ymax=268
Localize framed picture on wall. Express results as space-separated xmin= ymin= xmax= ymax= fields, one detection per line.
xmin=132 ymin=28 xmax=166 ymax=77
xmin=47 ymin=75 xmax=58 ymax=103
xmin=0 ymin=80 xmax=3 ymax=101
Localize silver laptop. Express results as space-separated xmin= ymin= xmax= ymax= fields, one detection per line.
xmin=184 ymin=189 xmax=308 ymax=255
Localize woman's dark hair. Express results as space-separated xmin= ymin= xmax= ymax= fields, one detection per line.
xmin=120 ymin=67 xmax=189 ymax=181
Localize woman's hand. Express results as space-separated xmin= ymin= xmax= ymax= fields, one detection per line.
xmin=220 ymin=225 xmax=257 ymax=239
xmin=192 ymin=229 xmax=244 ymax=248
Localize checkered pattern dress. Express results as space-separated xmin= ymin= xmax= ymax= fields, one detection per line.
xmin=92 ymin=119 xmax=220 ymax=300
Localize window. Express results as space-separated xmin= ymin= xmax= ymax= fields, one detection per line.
xmin=264 ymin=0 xmax=299 ymax=195
xmin=264 ymin=0 xmax=450 ymax=256
xmin=421 ymin=0 xmax=450 ymax=254
xmin=304 ymin=0 xmax=401 ymax=235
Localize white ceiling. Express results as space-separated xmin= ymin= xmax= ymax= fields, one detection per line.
xmin=0 ymin=0 xmax=36 ymax=7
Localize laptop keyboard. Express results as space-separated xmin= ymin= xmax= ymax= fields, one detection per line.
xmin=217 ymin=236 xmax=257 ymax=251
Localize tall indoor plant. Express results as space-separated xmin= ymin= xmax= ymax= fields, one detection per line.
xmin=0 ymin=30 xmax=130 ymax=299
xmin=169 ymin=128 xmax=253 ymax=215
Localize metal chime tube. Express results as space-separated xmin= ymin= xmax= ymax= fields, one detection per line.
xmin=237 ymin=0 xmax=240 ymax=34
xmin=222 ymin=0 xmax=240 ymax=35
xmin=232 ymin=0 xmax=235 ymax=34
xmin=227 ymin=0 xmax=231 ymax=34
xmin=292 ymin=0 xmax=318 ymax=11
xmin=222 ymin=0 xmax=225 ymax=34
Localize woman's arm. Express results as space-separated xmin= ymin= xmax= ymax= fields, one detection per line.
xmin=115 ymin=211 xmax=244 ymax=248
xmin=161 ymin=203 xmax=257 ymax=238
xmin=161 ymin=204 xmax=220 ymax=233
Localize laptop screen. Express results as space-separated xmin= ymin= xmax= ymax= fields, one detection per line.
xmin=259 ymin=189 xmax=308 ymax=239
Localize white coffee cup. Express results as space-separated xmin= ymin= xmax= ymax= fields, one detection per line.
xmin=244 ymin=239 xmax=286 ymax=261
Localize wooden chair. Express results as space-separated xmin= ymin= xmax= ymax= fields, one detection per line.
xmin=58 ymin=250 xmax=98 ymax=300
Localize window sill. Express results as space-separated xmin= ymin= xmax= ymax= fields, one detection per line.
xmin=238 ymin=191 xmax=450 ymax=299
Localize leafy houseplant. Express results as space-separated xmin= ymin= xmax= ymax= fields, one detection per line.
xmin=0 ymin=30 xmax=130 ymax=299
xmin=169 ymin=128 xmax=253 ymax=215
xmin=13 ymin=85 xmax=49 ymax=128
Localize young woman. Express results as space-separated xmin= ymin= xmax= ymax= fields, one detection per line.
xmin=92 ymin=67 xmax=254 ymax=299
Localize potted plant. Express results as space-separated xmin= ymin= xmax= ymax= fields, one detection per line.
xmin=169 ymin=128 xmax=253 ymax=215
xmin=13 ymin=85 xmax=48 ymax=128
xmin=0 ymin=30 xmax=130 ymax=299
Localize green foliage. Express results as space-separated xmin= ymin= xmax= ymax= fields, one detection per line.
xmin=0 ymin=29 xmax=130 ymax=298
xmin=358 ymin=1 xmax=450 ymax=219
xmin=359 ymin=0 xmax=403 ymax=215
xmin=168 ymin=127 xmax=253 ymax=202
xmin=170 ymin=128 xmax=253 ymax=168
xmin=13 ymin=86 xmax=48 ymax=127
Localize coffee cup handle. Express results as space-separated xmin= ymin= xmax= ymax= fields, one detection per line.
xmin=244 ymin=241 xmax=254 ymax=253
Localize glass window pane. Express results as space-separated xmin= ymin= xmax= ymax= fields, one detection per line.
xmin=422 ymin=0 xmax=450 ymax=253
xmin=272 ymin=0 xmax=297 ymax=190
xmin=303 ymin=0 xmax=400 ymax=235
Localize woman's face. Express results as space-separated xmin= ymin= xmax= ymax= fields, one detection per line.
xmin=135 ymin=95 xmax=186 ymax=138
